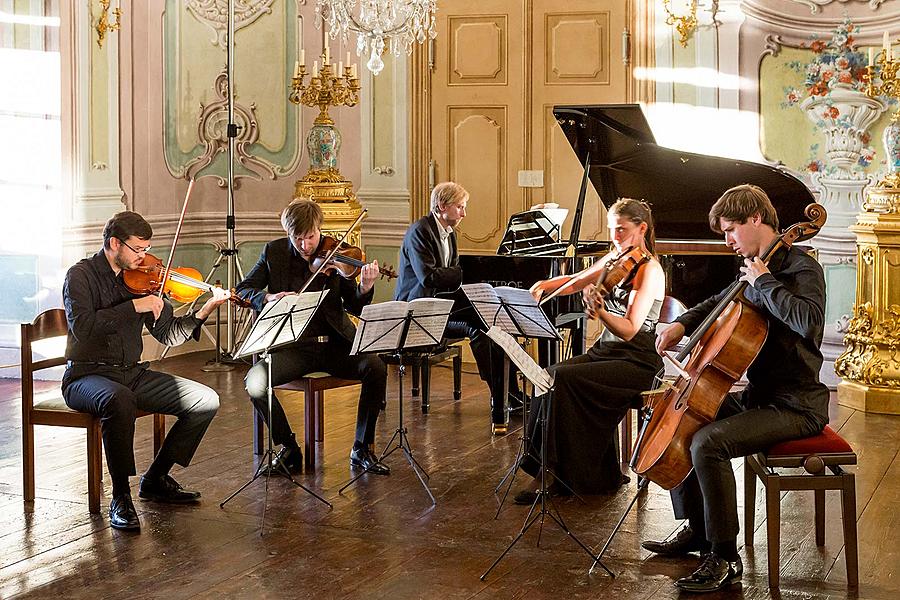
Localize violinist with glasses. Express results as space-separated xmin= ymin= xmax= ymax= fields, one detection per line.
xmin=235 ymin=199 xmax=390 ymax=477
xmin=513 ymin=198 xmax=665 ymax=504
xmin=62 ymin=211 xmax=229 ymax=531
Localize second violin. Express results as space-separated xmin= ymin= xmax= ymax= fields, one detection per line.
xmin=309 ymin=236 xmax=398 ymax=280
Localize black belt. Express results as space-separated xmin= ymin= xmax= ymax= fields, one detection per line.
xmin=66 ymin=360 xmax=141 ymax=369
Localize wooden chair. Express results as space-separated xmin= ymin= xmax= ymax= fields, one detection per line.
xmin=21 ymin=308 xmax=165 ymax=514
xmin=252 ymin=372 xmax=359 ymax=471
xmin=744 ymin=425 xmax=858 ymax=588
xmin=619 ymin=295 xmax=688 ymax=462
xmin=379 ymin=338 xmax=463 ymax=414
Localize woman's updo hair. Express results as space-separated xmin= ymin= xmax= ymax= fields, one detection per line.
xmin=609 ymin=197 xmax=655 ymax=255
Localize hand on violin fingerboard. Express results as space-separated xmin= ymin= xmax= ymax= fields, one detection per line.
xmin=359 ymin=260 xmax=379 ymax=294
xmin=133 ymin=295 xmax=164 ymax=320
xmin=195 ymin=286 xmax=231 ymax=320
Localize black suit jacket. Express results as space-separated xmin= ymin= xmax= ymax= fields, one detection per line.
xmin=236 ymin=237 xmax=373 ymax=343
xmin=394 ymin=215 xmax=462 ymax=301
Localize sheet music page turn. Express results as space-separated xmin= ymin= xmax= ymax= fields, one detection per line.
xmin=485 ymin=326 xmax=553 ymax=395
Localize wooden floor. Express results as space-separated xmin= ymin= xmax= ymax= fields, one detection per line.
xmin=1 ymin=351 xmax=898 ymax=599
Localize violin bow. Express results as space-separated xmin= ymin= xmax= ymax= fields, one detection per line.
xmin=157 ymin=178 xmax=195 ymax=300
xmin=298 ymin=208 xmax=368 ymax=294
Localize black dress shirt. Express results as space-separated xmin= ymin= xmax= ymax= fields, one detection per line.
xmin=62 ymin=250 xmax=205 ymax=389
xmin=675 ymin=245 xmax=829 ymax=420
xmin=235 ymin=237 xmax=374 ymax=343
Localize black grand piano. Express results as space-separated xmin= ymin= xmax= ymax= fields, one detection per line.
xmin=460 ymin=103 xmax=815 ymax=360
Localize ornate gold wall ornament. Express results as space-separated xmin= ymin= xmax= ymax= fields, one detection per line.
xmin=186 ymin=0 xmax=276 ymax=48
xmin=95 ymin=0 xmax=121 ymax=49
xmin=861 ymin=246 xmax=876 ymax=265
xmin=837 ymin=302 xmax=900 ymax=388
xmin=173 ymin=68 xmax=284 ymax=186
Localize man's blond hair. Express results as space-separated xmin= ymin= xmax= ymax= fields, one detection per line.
xmin=430 ymin=182 xmax=469 ymax=213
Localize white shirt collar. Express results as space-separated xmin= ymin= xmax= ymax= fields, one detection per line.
xmin=432 ymin=212 xmax=452 ymax=241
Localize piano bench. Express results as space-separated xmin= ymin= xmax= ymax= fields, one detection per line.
xmin=380 ymin=339 xmax=463 ymax=414
xmin=251 ymin=373 xmax=360 ymax=472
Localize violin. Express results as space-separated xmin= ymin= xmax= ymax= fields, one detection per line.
xmin=530 ymin=245 xmax=650 ymax=307
xmin=309 ymin=236 xmax=398 ymax=280
xmin=123 ymin=253 xmax=251 ymax=308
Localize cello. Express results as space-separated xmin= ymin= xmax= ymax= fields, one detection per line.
xmin=631 ymin=202 xmax=827 ymax=490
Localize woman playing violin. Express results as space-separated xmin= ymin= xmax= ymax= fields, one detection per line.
xmin=515 ymin=198 xmax=665 ymax=501
xmin=235 ymin=199 xmax=391 ymax=476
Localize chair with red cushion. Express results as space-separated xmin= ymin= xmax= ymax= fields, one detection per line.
xmin=744 ymin=425 xmax=858 ymax=588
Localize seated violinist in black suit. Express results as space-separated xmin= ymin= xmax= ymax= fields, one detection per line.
xmin=394 ymin=181 xmax=519 ymax=434
xmin=235 ymin=199 xmax=390 ymax=476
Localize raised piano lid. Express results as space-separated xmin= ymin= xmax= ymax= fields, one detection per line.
xmin=553 ymin=104 xmax=815 ymax=241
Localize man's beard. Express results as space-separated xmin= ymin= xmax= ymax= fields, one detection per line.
xmin=114 ymin=251 xmax=135 ymax=271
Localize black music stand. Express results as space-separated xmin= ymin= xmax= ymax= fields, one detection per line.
xmin=461 ymin=283 xmax=562 ymax=511
xmin=479 ymin=326 xmax=612 ymax=580
xmin=338 ymin=298 xmax=454 ymax=505
xmin=220 ymin=291 xmax=333 ymax=530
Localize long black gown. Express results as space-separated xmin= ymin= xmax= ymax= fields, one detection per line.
xmin=520 ymin=280 xmax=663 ymax=494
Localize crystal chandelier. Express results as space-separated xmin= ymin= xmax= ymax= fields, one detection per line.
xmin=316 ymin=0 xmax=438 ymax=76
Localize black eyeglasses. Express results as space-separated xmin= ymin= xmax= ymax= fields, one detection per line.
xmin=119 ymin=239 xmax=152 ymax=254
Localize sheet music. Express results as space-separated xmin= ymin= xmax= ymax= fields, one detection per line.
xmin=494 ymin=286 xmax=558 ymax=339
xmin=351 ymin=301 xmax=408 ymax=354
xmin=485 ymin=326 xmax=553 ymax=395
xmin=405 ymin=297 xmax=454 ymax=348
xmin=351 ymin=298 xmax=453 ymax=354
xmin=235 ymin=290 xmax=329 ymax=359
xmin=462 ymin=283 xmax=559 ymax=340
xmin=462 ymin=283 xmax=518 ymax=334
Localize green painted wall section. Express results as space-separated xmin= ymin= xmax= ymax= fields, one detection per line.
xmin=824 ymin=263 xmax=857 ymax=323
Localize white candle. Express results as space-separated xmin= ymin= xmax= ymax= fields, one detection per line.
xmin=324 ymin=46 xmax=330 ymax=64
xmin=884 ymin=31 xmax=889 ymax=52
xmin=338 ymin=61 xmax=343 ymax=73
xmin=351 ymin=63 xmax=357 ymax=78
xmin=313 ymin=60 xmax=319 ymax=77
xmin=346 ymin=51 xmax=351 ymax=66
xmin=294 ymin=61 xmax=300 ymax=77
xmin=870 ymin=47 xmax=875 ymax=66
xmin=300 ymin=49 xmax=305 ymax=66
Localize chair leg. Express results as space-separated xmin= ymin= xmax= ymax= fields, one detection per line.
xmin=22 ymin=422 xmax=35 ymax=507
xmin=152 ymin=414 xmax=165 ymax=457
xmin=452 ymin=352 xmax=461 ymax=400
xmin=421 ymin=362 xmax=432 ymax=414
xmin=841 ymin=472 xmax=859 ymax=587
xmin=744 ymin=456 xmax=757 ymax=546
xmin=815 ymin=488 xmax=826 ymax=546
xmin=765 ymin=475 xmax=782 ymax=588
xmin=411 ymin=363 xmax=420 ymax=397
xmin=252 ymin=409 xmax=264 ymax=456
xmin=87 ymin=421 xmax=102 ymax=514
xmin=315 ymin=391 xmax=325 ymax=443
xmin=620 ymin=412 xmax=633 ymax=464
xmin=303 ymin=383 xmax=315 ymax=470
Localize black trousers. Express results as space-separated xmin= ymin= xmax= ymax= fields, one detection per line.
xmin=245 ymin=338 xmax=386 ymax=447
xmin=63 ymin=368 xmax=219 ymax=481
xmin=446 ymin=306 xmax=517 ymax=424
xmin=669 ymin=394 xmax=827 ymax=544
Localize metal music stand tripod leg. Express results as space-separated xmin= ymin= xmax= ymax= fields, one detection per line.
xmin=340 ymin=352 xmax=435 ymax=505
xmin=220 ymin=335 xmax=332 ymax=531
xmin=493 ymin=384 xmax=532 ymax=518
xmin=588 ymin=404 xmax=655 ymax=575
xmin=481 ymin=388 xmax=612 ymax=580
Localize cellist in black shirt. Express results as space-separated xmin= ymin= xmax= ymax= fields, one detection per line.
xmin=641 ymin=184 xmax=829 ymax=593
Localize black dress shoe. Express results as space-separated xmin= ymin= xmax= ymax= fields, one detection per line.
xmin=109 ymin=493 xmax=140 ymax=531
xmin=641 ymin=525 xmax=711 ymax=556
xmin=138 ymin=474 xmax=201 ymax=504
xmin=675 ymin=552 xmax=743 ymax=593
xmin=266 ymin=445 xmax=303 ymax=475
xmin=349 ymin=446 xmax=390 ymax=476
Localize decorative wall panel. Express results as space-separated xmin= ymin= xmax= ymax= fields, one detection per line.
xmin=162 ymin=0 xmax=301 ymax=184
xmin=449 ymin=16 xmax=506 ymax=85
xmin=545 ymin=12 xmax=609 ymax=85
xmin=448 ymin=107 xmax=506 ymax=243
